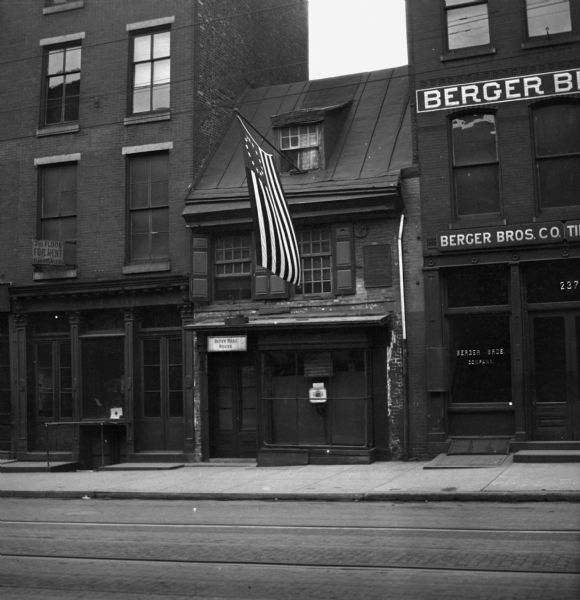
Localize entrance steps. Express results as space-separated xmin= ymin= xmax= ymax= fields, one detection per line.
xmin=511 ymin=441 xmax=580 ymax=463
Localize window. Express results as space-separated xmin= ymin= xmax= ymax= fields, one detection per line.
xmin=128 ymin=153 xmax=169 ymax=262
xmin=533 ymin=102 xmax=580 ymax=209
xmin=39 ymin=163 xmax=77 ymax=265
xmin=451 ymin=112 xmax=500 ymax=216
xmin=297 ymin=228 xmax=332 ymax=295
xmin=525 ymin=0 xmax=572 ymax=38
xmin=130 ymin=29 xmax=170 ymax=114
xmin=445 ymin=0 xmax=490 ymax=50
xmin=214 ymin=235 xmax=252 ymax=301
xmin=43 ymin=44 xmax=81 ymax=125
xmin=35 ymin=340 xmax=72 ymax=419
xmin=279 ymin=124 xmax=321 ymax=172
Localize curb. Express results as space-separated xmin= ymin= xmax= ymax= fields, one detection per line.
xmin=1 ymin=490 xmax=580 ymax=502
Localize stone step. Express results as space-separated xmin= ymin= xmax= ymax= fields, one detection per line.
xmin=513 ymin=450 xmax=580 ymax=463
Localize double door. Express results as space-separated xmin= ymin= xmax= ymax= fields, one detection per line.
xmin=530 ymin=312 xmax=580 ymax=440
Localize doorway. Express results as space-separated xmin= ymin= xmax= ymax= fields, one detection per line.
xmin=136 ymin=336 xmax=184 ymax=452
xmin=208 ymin=353 xmax=257 ymax=458
xmin=529 ymin=313 xmax=580 ymax=440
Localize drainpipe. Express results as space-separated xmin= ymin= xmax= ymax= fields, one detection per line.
xmin=397 ymin=213 xmax=409 ymax=458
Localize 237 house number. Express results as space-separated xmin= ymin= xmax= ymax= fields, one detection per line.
xmin=560 ymin=280 xmax=579 ymax=291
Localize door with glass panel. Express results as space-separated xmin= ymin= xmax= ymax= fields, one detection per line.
xmin=208 ymin=353 xmax=257 ymax=458
xmin=530 ymin=313 xmax=579 ymax=440
xmin=137 ymin=336 xmax=184 ymax=451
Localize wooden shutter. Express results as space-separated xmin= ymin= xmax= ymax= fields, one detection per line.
xmin=363 ymin=244 xmax=392 ymax=288
xmin=253 ymin=266 xmax=289 ymax=299
xmin=333 ymin=224 xmax=355 ymax=295
xmin=191 ymin=234 xmax=210 ymax=302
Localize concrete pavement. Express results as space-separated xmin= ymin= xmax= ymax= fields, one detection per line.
xmin=1 ymin=455 xmax=579 ymax=502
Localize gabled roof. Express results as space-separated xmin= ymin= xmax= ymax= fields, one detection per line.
xmin=183 ymin=67 xmax=412 ymax=227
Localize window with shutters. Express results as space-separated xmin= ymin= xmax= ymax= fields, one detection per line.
xmin=296 ymin=229 xmax=332 ymax=295
xmin=214 ymin=235 xmax=252 ymax=302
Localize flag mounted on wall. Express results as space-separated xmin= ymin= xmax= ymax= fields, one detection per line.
xmin=236 ymin=113 xmax=301 ymax=286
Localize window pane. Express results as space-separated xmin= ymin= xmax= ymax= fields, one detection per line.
xmin=449 ymin=314 xmax=511 ymax=403
xmin=47 ymin=49 xmax=64 ymax=75
xmin=534 ymin=104 xmax=580 ymax=157
xmin=447 ymin=264 xmax=509 ymax=307
xmin=538 ymin=156 xmax=580 ymax=208
xmin=455 ymin=164 xmax=500 ymax=215
xmin=152 ymin=84 xmax=170 ymax=111
xmin=132 ymin=88 xmax=150 ymax=113
xmin=153 ymin=31 xmax=170 ymax=58
xmin=65 ymin=47 xmax=81 ymax=72
xmin=151 ymin=231 xmax=169 ymax=258
xmin=134 ymin=35 xmax=151 ymax=62
xmin=134 ymin=63 xmax=151 ymax=87
xmin=526 ymin=259 xmax=580 ymax=303
xmin=150 ymin=181 xmax=168 ymax=206
xmin=452 ymin=114 xmax=497 ymax=165
xmin=526 ymin=0 xmax=571 ymax=37
xmin=131 ymin=212 xmax=150 ymax=234
xmin=447 ymin=3 xmax=490 ymax=49
xmin=153 ymin=59 xmax=170 ymax=85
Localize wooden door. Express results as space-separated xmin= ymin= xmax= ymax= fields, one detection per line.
xmin=208 ymin=353 xmax=257 ymax=458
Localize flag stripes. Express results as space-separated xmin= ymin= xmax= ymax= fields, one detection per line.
xmin=238 ymin=116 xmax=301 ymax=286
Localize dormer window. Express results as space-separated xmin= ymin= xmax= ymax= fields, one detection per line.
xmin=279 ymin=124 xmax=321 ymax=172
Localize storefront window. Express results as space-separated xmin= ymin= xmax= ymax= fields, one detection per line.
xmin=262 ymin=348 xmax=368 ymax=446
xmin=446 ymin=264 xmax=509 ymax=307
xmin=449 ymin=314 xmax=511 ymax=404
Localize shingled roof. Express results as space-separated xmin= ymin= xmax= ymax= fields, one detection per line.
xmin=183 ymin=67 xmax=411 ymax=227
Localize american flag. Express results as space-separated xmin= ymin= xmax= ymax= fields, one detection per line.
xmin=238 ymin=115 xmax=301 ymax=286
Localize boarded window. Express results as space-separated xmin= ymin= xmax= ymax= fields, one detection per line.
xmin=363 ymin=244 xmax=392 ymax=288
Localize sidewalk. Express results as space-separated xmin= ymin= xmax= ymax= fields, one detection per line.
xmin=1 ymin=455 xmax=579 ymax=502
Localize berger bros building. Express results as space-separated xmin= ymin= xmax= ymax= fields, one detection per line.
xmin=407 ymin=0 xmax=580 ymax=454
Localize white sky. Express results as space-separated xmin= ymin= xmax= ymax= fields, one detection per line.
xmin=308 ymin=0 xmax=408 ymax=79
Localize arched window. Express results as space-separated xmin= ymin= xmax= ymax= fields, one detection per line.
xmin=533 ymin=102 xmax=580 ymax=209
xmin=451 ymin=112 xmax=500 ymax=217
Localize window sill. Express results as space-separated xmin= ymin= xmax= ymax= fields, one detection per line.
xmin=43 ymin=1 xmax=84 ymax=15
xmin=33 ymin=269 xmax=77 ymax=280
xmin=124 ymin=112 xmax=171 ymax=126
xmin=448 ymin=403 xmax=514 ymax=412
xmin=441 ymin=45 xmax=496 ymax=62
xmin=122 ymin=261 xmax=171 ymax=275
xmin=37 ymin=123 xmax=80 ymax=137
xmin=521 ymin=33 xmax=579 ymax=50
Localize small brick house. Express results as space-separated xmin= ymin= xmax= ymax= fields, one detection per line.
xmin=182 ymin=68 xmax=423 ymax=464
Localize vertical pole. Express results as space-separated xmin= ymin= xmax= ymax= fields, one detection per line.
xmin=100 ymin=422 xmax=104 ymax=469
xmin=45 ymin=424 xmax=50 ymax=471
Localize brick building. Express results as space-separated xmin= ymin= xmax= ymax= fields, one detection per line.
xmin=0 ymin=0 xmax=308 ymax=465
xmin=182 ymin=68 xmax=422 ymax=464
xmin=407 ymin=0 xmax=580 ymax=454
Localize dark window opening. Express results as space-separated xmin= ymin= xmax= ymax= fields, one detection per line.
xmin=446 ymin=264 xmax=509 ymax=307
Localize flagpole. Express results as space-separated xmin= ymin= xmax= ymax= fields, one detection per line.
xmin=234 ymin=108 xmax=304 ymax=174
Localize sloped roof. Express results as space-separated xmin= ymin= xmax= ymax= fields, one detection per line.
xmin=184 ymin=67 xmax=411 ymax=226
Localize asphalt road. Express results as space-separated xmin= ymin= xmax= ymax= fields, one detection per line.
xmin=1 ymin=499 xmax=579 ymax=599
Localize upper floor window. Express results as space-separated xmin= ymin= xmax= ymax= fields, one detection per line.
xmin=279 ymin=124 xmax=321 ymax=172
xmin=130 ymin=29 xmax=170 ymax=114
xmin=533 ymin=102 xmax=580 ymax=209
xmin=39 ymin=163 xmax=77 ymax=265
xmin=214 ymin=235 xmax=252 ymax=301
xmin=445 ymin=0 xmax=490 ymax=50
xmin=43 ymin=44 xmax=81 ymax=125
xmin=128 ymin=153 xmax=169 ymax=262
xmin=525 ymin=0 xmax=572 ymax=38
xmin=451 ymin=112 xmax=500 ymax=217
xmin=296 ymin=228 xmax=332 ymax=295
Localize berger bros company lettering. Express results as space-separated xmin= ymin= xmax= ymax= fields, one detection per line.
xmin=438 ymin=221 xmax=580 ymax=251
xmin=417 ymin=68 xmax=580 ymax=113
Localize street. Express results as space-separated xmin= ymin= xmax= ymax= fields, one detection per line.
xmin=0 ymin=498 xmax=579 ymax=599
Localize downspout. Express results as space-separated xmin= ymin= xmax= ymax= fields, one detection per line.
xmin=397 ymin=212 xmax=409 ymax=458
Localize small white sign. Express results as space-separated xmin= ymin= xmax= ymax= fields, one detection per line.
xmin=208 ymin=336 xmax=247 ymax=352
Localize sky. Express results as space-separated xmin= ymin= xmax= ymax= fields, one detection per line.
xmin=308 ymin=0 xmax=408 ymax=80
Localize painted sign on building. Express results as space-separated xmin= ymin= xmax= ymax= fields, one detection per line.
xmin=417 ymin=68 xmax=580 ymax=113
xmin=437 ymin=221 xmax=580 ymax=251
